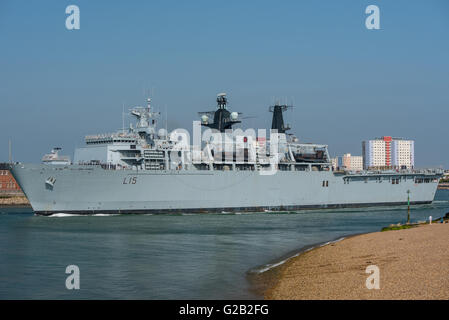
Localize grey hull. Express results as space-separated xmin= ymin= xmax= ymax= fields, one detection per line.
xmin=32 ymin=201 xmax=432 ymax=216
xmin=11 ymin=164 xmax=440 ymax=215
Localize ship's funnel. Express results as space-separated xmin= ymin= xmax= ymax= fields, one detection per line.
xmin=270 ymin=105 xmax=292 ymax=134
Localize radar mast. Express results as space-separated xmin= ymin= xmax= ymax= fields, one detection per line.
xmin=198 ymin=93 xmax=241 ymax=132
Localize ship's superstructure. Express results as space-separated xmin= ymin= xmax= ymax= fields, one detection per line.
xmin=42 ymin=148 xmax=71 ymax=165
xmin=74 ymin=98 xmax=174 ymax=171
xmin=10 ymin=93 xmax=443 ymax=215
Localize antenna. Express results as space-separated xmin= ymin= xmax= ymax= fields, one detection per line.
xmin=122 ymin=102 xmax=125 ymax=133
xmin=165 ymin=104 xmax=168 ymax=134
xmin=8 ymin=139 xmax=12 ymax=163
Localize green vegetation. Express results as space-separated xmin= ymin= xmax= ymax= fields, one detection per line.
xmin=381 ymin=224 xmax=417 ymax=232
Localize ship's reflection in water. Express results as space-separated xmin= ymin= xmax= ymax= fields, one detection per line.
xmin=0 ymin=190 xmax=448 ymax=299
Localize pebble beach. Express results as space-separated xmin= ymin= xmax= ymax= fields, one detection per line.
xmin=266 ymin=223 xmax=449 ymax=300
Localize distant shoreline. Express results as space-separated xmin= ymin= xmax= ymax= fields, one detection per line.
xmin=438 ymin=183 xmax=449 ymax=190
xmin=263 ymin=223 xmax=449 ymax=300
xmin=0 ymin=195 xmax=30 ymax=207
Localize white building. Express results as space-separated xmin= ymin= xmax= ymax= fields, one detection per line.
xmin=363 ymin=136 xmax=414 ymax=170
xmin=342 ymin=153 xmax=363 ymax=172
xmin=391 ymin=139 xmax=414 ymax=169
xmin=331 ymin=157 xmax=339 ymax=170
xmin=443 ymin=170 xmax=449 ymax=179
xmin=363 ymin=139 xmax=386 ymax=168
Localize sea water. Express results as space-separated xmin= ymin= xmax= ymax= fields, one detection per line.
xmin=0 ymin=190 xmax=447 ymax=299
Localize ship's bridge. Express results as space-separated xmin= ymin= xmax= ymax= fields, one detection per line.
xmin=85 ymin=133 xmax=138 ymax=145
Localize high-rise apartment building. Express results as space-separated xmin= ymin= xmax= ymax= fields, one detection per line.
xmin=362 ymin=136 xmax=414 ymax=170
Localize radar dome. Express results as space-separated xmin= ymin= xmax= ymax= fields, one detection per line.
xmin=201 ymin=115 xmax=209 ymax=123
xmin=230 ymin=112 xmax=238 ymax=120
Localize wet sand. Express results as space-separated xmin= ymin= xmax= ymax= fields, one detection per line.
xmin=265 ymin=223 xmax=449 ymax=299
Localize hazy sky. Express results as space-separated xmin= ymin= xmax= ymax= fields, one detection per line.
xmin=1 ymin=0 xmax=448 ymax=168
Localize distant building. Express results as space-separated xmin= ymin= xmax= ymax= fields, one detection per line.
xmin=342 ymin=153 xmax=363 ymax=172
xmin=0 ymin=165 xmax=22 ymax=195
xmin=362 ymin=136 xmax=414 ymax=170
xmin=391 ymin=139 xmax=415 ymax=169
xmin=331 ymin=157 xmax=339 ymax=170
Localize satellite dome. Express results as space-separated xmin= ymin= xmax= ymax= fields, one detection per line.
xmin=201 ymin=115 xmax=209 ymax=123
xmin=230 ymin=112 xmax=238 ymax=121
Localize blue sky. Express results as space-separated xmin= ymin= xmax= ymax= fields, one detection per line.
xmin=0 ymin=0 xmax=448 ymax=167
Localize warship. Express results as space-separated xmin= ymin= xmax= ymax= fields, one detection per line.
xmin=10 ymin=93 xmax=442 ymax=215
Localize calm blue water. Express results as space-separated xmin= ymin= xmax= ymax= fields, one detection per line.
xmin=1 ymin=189 xmax=448 ymax=299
